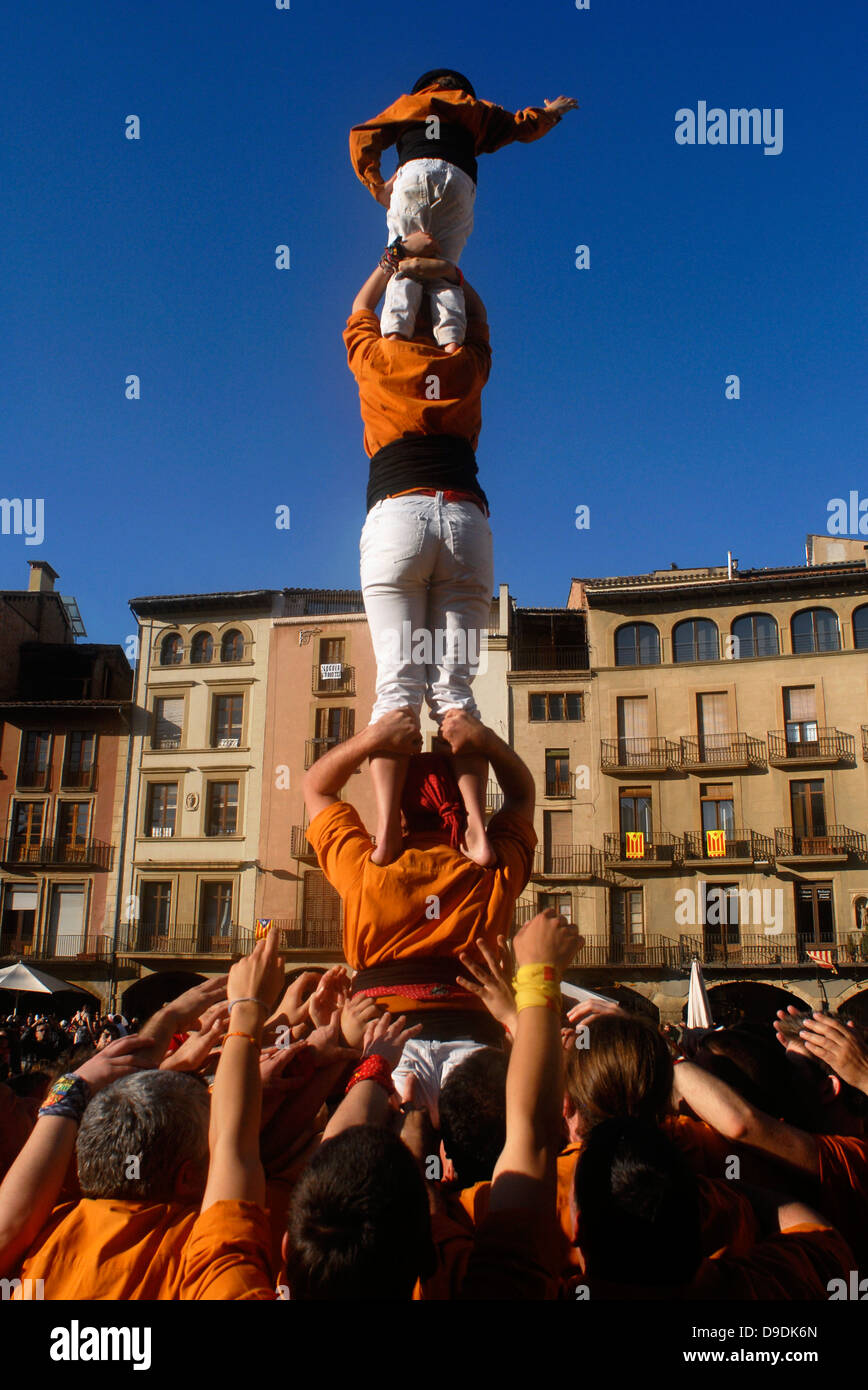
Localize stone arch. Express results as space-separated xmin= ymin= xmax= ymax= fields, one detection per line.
xmin=692 ymin=979 xmax=810 ymax=1028
xmin=121 ymin=969 xmax=206 ymax=1023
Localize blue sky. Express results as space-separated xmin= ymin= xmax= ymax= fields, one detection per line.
xmin=3 ymin=0 xmax=864 ymax=646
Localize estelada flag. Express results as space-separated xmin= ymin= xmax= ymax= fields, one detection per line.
xmin=625 ymin=831 xmax=645 ymax=859
xmin=706 ymin=829 xmax=726 ymax=858
xmin=806 ymin=949 xmax=838 ymax=974
xmin=255 ymin=918 xmax=273 ymax=940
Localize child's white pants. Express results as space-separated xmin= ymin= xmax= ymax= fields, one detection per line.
xmin=383 ymin=157 xmax=476 ymax=346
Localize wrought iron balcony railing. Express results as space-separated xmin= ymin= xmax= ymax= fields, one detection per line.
xmin=603 ymin=831 xmax=682 ymax=864
xmin=680 ymin=734 xmax=766 ymax=769
xmin=767 ymin=728 xmax=855 ymax=764
xmin=774 ymin=827 xmax=866 ymax=858
xmin=312 ymin=662 xmax=356 ymax=696
xmin=533 ymin=844 xmax=598 ymax=878
xmin=683 ymin=829 xmax=775 ymax=862
xmin=0 ymin=838 xmax=113 ymax=869
xmin=291 ymin=825 xmax=318 ymax=861
xmin=601 ymin=738 xmax=681 ymax=772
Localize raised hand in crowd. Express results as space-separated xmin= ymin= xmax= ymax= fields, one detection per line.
xmin=160 ymin=1001 xmax=231 ymax=1074
xmin=798 ymin=1013 xmax=868 ymax=1095
xmin=457 ymin=935 xmax=518 ymax=1037
xmin=309 ymin=966 xmax=351 ymax=1029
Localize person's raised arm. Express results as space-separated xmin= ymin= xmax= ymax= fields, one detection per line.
xmin=0 ymin=1036 xmax=154 ymax=1276
xmin=322 ymin=1013 xmax=421 ymax=1142
xmin=672 ymin=1060 xmax=818 ymax=1175
xmin=488 ymin=910 xmax=578 ymax=1213
xmin=136 ymin=975 xmax=228 ymax=1068
xmin=303 ymin=709 xmax=421 ymax=821
xmin=440 ymin=710 xmax=534 ymax=824
xmin=201 ymin=932 xmax=286 ymax=1212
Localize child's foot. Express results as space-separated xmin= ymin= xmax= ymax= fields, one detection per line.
xmin=371 ymin=821 xmax=404 ymax=866
xmin=385 ymin=332 xmax=410 ymax=341
xmin=461 ymin=823 xmax=496 ymax=868
xmin=442 ymin=342 xmax=461 ymax=354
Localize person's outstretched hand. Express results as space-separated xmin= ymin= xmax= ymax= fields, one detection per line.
xmin=457 ymin=936 xmax=517 ymax=1035
xmin=228 ymin=930 xmax=286 ymax=1018
xmin=544 ymin=96 xmax=579 ymax=116
xmin=360 ymin=1012 xmax=423 ymax=1070
xmin=74 ymin=1034 xmax=156 ymax=1093
xmin=439 ymin=708 xmax=487 ymax=756
xmin=309 ymin=966 xmax=350 ymax=1029
xmin=799 ymin=1013 xmax=868 ymax=1093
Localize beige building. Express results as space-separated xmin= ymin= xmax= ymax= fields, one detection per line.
xmin=117 ymin=590 xmax=278 ymax=1016
xmin=506 ymin=537 xmax=868 ymax=1023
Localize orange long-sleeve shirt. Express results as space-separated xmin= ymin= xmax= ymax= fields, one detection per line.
xmin=350 ymin=88 xmax=563 ymax=196
xmin=343 ymin=309 xmax=491 ymax=459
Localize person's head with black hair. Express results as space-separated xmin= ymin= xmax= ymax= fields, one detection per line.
xmin=574 ymin=1117 xmax=703 ymax=1288
xmin=286 ymin=1126 xmax=435 ymax=1300
xmin=439 ymin=1047 xmax=508 ymax=1186
xmin=411 ymin=69 xmax=476 ymax=99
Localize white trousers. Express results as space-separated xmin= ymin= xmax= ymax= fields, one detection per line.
xmin=360 ymin=492 xmax=493 ymax=723
xmin=383 ymin=157 xmax=476 ymax=346
xmin=392 ymin=1036 xmax=487 ymax=1127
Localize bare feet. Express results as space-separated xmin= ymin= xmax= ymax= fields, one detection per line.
xmin=371 ymin=820 xmax=404 ymax=866
xmin=461 ymin=820 xmax=496 ymax=868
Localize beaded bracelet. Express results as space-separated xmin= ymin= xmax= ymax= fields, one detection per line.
xmin=224 ymin=1031 xmax=260 ymax=1047
xmin=345 ymin=1053 xmax=395 ymax=1096
xmin=38 ymin=1073 xmax=92 ymax=1124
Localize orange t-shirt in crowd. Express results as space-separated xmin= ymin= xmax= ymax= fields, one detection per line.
xmin=179 ymin=1201 xmax=276 ymax=1300
xmin=349 ymin=87 xmax=562 ymax=196
xmin=343 ymin=310 xmax=491 ymax=460
xmin=813 ymin=1133 xmax=868 ymax=1264
xmin=307 ymin=801 xmax=536 ymax=1009
xmin=585 ymin=1223 xmax=852 ymax=1301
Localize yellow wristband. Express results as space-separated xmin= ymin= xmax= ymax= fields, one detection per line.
xmin=513 ymin=963 xmax=561 ymax=1015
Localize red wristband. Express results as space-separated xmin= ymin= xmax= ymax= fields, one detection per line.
xmin=345 ymin=1053 xmax=395 ymax=1096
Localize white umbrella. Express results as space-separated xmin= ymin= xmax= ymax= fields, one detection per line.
xmin=686 ymin=958 xmax=713 ymax=1030
xmin=0 ymin=961 xmax=87 ymax=1017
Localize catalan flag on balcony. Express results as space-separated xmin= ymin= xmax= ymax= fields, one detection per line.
xmin=255 ymin=918 xmax=273 ymax=939
xmin=806 ymin=949 xmax=838 ymax=974
xmin=706 ymin=829 xmax=726 ymax=858
xmin=625 ymin=831 xmax=645 ymax=859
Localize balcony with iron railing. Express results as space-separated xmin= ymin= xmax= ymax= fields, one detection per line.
xmin=532 ymin=844 xmax=598 ymax=878
xmin=841 ymin=932 xmax=868 ymax=965
xmin=511 ymin=644 xmax=590 ymax=672
xmin=774 ymin=827 xmax=866 ymax=860
xmin=60 ymin=763 xmax=98 ymax=791
xmin=566 ymin=935 xmax=682 ymax=969
xmin=16 ymin=762 xmax=50 ymax=790
xmin=863 ymin=726 xmax=868 ymax=762
xmin=600 ymin=738 xmax=681 ymax=774
xmin=312 ymin=662 xmax=356 ymax=696
xmin=683 ymin=829 xmax=775 ymax=863
xmin=603 ymin=831 xmax=682 ymax=867
xmin=119 ymin=926 xmax=248 ymax=956
xmin=0 ymin=838 xmax=114 ymax=870
xmin=680 ymin=733 xmax=767 ymax=771
xmin=767 ymin=728 xmax=855 ymax=766
xmin=257 ymin=919 xmax=344 ymax=952
xmin=291 ymin=824 xmax=318 ymax=862
xmin=485 ymin=780 xmax=504 ymax=815
xmin=305 ymin=737 xmax=338 ymax=769
xmin=0 ymin=935 xmax=113 ymax=962
xmin=677 ymin=934 xmax=805 ymax=968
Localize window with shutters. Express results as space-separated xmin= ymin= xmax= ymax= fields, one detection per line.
xmin=619 ymin=789 xmax=652 ymax=838
xmin=303 ymin=870 xmax=343 ymax=949
xmin=612 ymin=889 xmax=644 ymax=945
xmin=152 ymin=696 xmax=185 ymax=750
xmin=18 ymin=731 xmax=51 ymax=788
xmin=617 ymin=696 xmax=649 ymax=763
xmin=702 ymin=884 xmax=741 ymax=949
xmin=62 ymin=732 xmax=96 ymax=789
xmin=784 ymin=688 xmax=818 ymax=748
xmin=199 ymin=881 xmax=234 ymax=936
xmin=795 ymin=883 xmax=834 ymax=944
xmin=206 ymin=782 xmax=239 ymax=836
xmin=696 ymin=692 xmax=730 ymax=761
xmin=790 ymin=780 xmax=827 ymax=849
xmin=212 ymin=694 xmax=244 ymax=748
xmin=10 ymin=802 xmax=45 ymax=860
xmin=540 ymin=892 xmax=572 ymax=922
xmin=56 ymin=801 xmax=90 ymax=847
xmin=543 ymin=810 xmax=572 ymax=873
xmin=146 ymin=783 xmax=177 ymax=837
xmin=140 ymin=881 xmax=172 ymax=933
xmin=544 ymin=749 xmax=571 ymax=797
xmin=1 ymin=883 xmax=38 ymax=952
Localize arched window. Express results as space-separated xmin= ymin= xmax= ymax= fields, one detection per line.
xmin=791 ymin=608 xmax=840 ymax=654
xmin=159 ymin=633 xmax=183 ymax=666
xmin=614 ymin=622 xmax=660 ymax=666
xmin=673 ymin=618 xmax=719 ymax=663
xmin=730 ymin=613 xmax=779 ymax=659
xmin=190 ymin=632 xmax=213 ymax=664
xmin=852 ymin=605 xmax=868 ymax=650
xmin=221 ymin=629 xmax=245 ymax=662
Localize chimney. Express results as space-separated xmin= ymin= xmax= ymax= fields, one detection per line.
xmin=28 ymin=561 xmax=59 ymax=593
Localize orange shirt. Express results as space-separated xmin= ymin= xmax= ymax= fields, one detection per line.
xmin=585 ymin=1223 xmax=852 ymax=1300
xmin=307 ymin=802 xmax=535 ymax=1006
xmin=814 ymin=1133 xmax=868 ymax=1264
xmin=179 ymin=1200 xmax=275 ymax=1301
xmin=350 ymin=88 xmax=562 ymax=195
xmin=344 ymin=310 xmax=491 ymax=459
